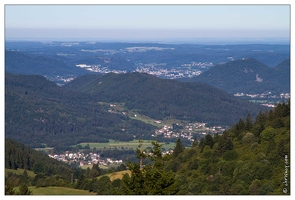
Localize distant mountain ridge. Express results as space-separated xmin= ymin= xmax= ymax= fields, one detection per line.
xmin=63 ymin=72 xmax=263 ymax=126
xmin=5 ymin=50 xmax=86 ymax=82
xmin=189 ymin=58 xmax=290 ymax=94
xmin=5 ymin=42 xmax=290 ymax=85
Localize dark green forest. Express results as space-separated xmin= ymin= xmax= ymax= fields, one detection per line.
xmin=63 ymin=72 xmax=262 ymax=125
xmin=6 ymin=72 xmax=262 ymax=148
xmin=5 ymin=72 xmax=157 ymax=148
xmin=163 ymin=100 xmax=290 ymax=194
xmin=5 ymin=100 xmax=290 ymax=195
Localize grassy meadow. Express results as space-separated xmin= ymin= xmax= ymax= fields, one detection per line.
xmin=13 ymin=186 xmax=97 ymax=195
xmin=76 ymin=139 xmax=176 ymax=151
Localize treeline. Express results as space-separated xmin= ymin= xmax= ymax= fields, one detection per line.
xmin=5 ymin=138 xmax=74 ymax=176
xmin=5 ymin=138 xmax=75 ymax=194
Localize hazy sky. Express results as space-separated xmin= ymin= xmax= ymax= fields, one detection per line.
xmin=4 ymin=4 xmax=290 ymax=42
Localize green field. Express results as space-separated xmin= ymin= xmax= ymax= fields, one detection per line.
xmin=14 ymin=186 xmax=97 ymax=195
xmin=34 ymin=147 xmax=54 ymax=153
xmin=76 ymin=139 xmax=176 ymax=151
xmin=101 ymin=102 xmax=191 ymax=129
xmin=80 ymin=163 xmax=121 ymax=170
xmin=5 ymin=168 xmax=36 ymax=178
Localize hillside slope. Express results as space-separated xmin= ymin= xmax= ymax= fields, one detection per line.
xmin=273 ymin=59 xmax=290 ymax=92
xmin=63 ymin=72 xmax=263 ymax=126
xmin=5 ymin=72 xmax=157 ymax=147
xmin=162 ymin=100 xmax=290 ymax=194
xmin=5 ymin=50 xmax=86 ymax=83
xmin=190 ymin=58 xmax=290 ymax=94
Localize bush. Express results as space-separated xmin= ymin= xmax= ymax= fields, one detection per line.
xmin=260 ymin=127 xmax=276 ymax=141
xmin=242 ymin=132 xmax=256 ymax=144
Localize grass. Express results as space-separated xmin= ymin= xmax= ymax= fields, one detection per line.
xmin=130 ymin=113 xmax=163 ymax=128
xmin=34 ymin=147 xmax=54 ymax=153
xmin=77 ymin=139 xmax=176 ymax=151
xmin=80 ymin=163 xmax=121 ymax=170
xmin=19 ymin=186 xmax=97 ymax=195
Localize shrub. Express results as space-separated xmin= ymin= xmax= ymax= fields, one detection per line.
xmin=260 ymin=127 xmax=276 ymax=141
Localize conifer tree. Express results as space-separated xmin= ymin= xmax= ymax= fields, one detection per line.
xmin=245 ymin=113 xmax=253 ymax=131
xmin=173 ymin=138 xmax=185 ymax=157
xmin=192 ymin=136 xmax=198 ymax=147
xmin=18 ymin=183 xmax=32 ymax=195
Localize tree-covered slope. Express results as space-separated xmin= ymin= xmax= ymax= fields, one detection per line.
xmin=82 ymin=101 xmax=290 ymax=195
xmin=5 ymin=138 xmax=74 ymax=176
xmin=190 ymin=58 xmax=290 ymax=94
xmin=162 ymin=100 xmax=290 ymax=195
xmin=64 ymin=72 xmax=262 ymax=126
xmin=272 ymin=59 xmax=290 ymax=92
xmin=5 ymin=50 xmax=85 ymax=78
xmin=5 ymin=72 xmax=157 ymax=148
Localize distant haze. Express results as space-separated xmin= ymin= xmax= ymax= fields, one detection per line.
xmin=5 ymin=4 xmax=290 ymax=44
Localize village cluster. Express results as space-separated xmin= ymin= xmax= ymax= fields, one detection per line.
xmin=234 ymin=92 xmax=290 ymax=107
xmin=152 ymin=122 xmax=226 ymax=140
xmin=75 ymin=61 xmax=213 ymax=80
xmin=48 ymin=152 xmax=123 ymax=167
xmin=135 ymin=65 xmax=201 ymax=79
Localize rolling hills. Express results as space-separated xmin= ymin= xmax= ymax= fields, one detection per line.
xmin=189 ymin=58 xmax=290 ymax=94
xmin=5 ymin=50 xmax=86 ymax=79
xmin=63 ymin=72 xmax=263 ymax=126
xmin=6 ymin=72 xmax=263 ymax=148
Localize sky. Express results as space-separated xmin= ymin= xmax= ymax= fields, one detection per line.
xmin=4 ymin=3 xmax=291 ymax=43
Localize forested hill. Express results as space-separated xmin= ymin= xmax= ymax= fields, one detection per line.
xmin=272 ymin=59 xmax=290 ymax=90
xmin=112 ymin=101 xmax=290 ymax=195
xmin=63 ymin=72 xmax=262 ymax=126
xmin=5 ymin=138 xmax=75 ymax=181
xmin=161 ymin=100 xmax=290 ymax=194
xmin=189 ymin=58 xmax=290 ymax=94
xmin=5 ymin=72 xmax=157 ymax=148
xmin=5 ymin=50 xmax=86 ymax=77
